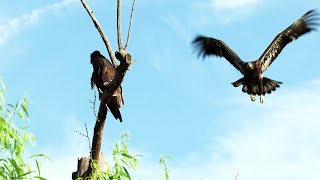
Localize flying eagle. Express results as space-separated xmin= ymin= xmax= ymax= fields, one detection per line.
xmin=90 ymin=50 xmax=124 ymax=122
xmin=193 ymin=10 xmax=319 ymax=103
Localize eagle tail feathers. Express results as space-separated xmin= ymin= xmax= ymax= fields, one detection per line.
xmin=107 ymin=98 xmax=123 ymax=122
xmin=232 ymin=77 xmax=282 ymax=95
xmin=231 ymin=78 xmax=244 ymax=87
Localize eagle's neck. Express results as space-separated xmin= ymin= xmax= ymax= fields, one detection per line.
xmin=247 ymin=62 xmax=254 ymax=69
xmin=244 ymin=62 xmax=256 ymax=76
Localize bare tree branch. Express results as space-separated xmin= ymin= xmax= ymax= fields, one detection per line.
xmin=80 ymin=0 xmax=118 ymax=67
xmin=74 ymin=123 xmax=91 ymax=150
xmin=117 ymin=0 xmax=123 ymax=49
xmin=74 ymin=130 xmax=87 ymax=137
xmin=235 ymin=174 xmax=240 ymax=180
xmin=124 ymin=0 xmax=136 ymax=50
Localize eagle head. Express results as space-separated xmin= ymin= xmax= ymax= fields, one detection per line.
xmin=90 ymin=50 xmax=102 ymax=64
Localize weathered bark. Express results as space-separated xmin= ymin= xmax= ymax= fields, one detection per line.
xmin=72 ymin=157 xmax=89 ymax=179
xmin=72 ymin=153 xmax=107 ymax=180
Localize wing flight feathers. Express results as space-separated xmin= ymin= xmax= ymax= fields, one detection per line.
xmin=258 ymin=9 xmax=319 ymax=72
xmin=192 ymin=36 xmax=245 ymax=74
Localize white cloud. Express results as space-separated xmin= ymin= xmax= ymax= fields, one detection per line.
xmin=40 ymin=116 xmax=91 ymax=179
xmin=0 ymin=0 xmax=77 ymax=46
xmin=212 ymin=0 xmax=261 ymax=23
xmin=212 ymin=0 xmax=259 ymax=10
xmin=136 ymin=79 xmax=320 ymax=180
xmin=160 ymin=15 xmax=192 ymax=43
xmin=192 ymin=0 xmax=261 ymax=24
xmin=40 ymin=115 xmax=90 ymax=179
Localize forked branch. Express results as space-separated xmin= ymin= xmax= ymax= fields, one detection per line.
xmin=80 ymin=0 xmax=118 ymax=67
xmin=79 ymin=0 xmax=136 ymax=178
xmin=74 ymin=123 xmax=91 ymax=150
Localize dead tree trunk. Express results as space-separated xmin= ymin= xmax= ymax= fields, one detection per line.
xmin=72 ymin=0 xmax=136 ymax=179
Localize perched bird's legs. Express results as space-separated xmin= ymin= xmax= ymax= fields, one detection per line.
xmin=250 ymin=94 xmax=255 ymax=102
xmin=259 ymin=75 xmax=264 ymax=104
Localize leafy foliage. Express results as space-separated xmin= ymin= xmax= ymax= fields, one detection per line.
xmin=86 ymin=131 xmax=141 ymax=180
xmin=160 ymin=156 xmax=172 ymax=180
xmin=0 ymin=80 xmax=48 ymax=180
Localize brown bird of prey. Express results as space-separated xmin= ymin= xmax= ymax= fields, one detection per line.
xmin=193 ymin=10 xmax=319 ymax=103
xmin=90 ymin=50 xmax=124 ymax=122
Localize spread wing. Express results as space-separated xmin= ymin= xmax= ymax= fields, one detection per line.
xmin=258 ymin=9 xmax=319 ymax=73
xmin=192 ymin=36 xmax=246 ymax=74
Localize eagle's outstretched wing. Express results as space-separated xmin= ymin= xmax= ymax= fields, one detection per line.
xmin=192 ymin=36 xmax=246 ymax=74
xmin=258 ymin=9 xmax=319 ymax=73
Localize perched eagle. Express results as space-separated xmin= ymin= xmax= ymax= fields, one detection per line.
xmin=90 ymin=50 xmax=124 ymax=122
xmin=193 ymin=10 xmax=319 ymax=103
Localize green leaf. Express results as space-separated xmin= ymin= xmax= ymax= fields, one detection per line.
xmin=18 ymin=126 xmax=30 ymax=130
xmin=119 ymin=170 xmax=128 ymax=179
xmin=21 ymin=98 xmax=29 ymax=118
xmin=18 ymin=109 xmax=24 ymax=119
xmin=0 ymin=172 xmax=8 ymax=179
xmin=34 ymin=176 xmax=47 ymax=180
xmin=35 ymin=160 xmax=41 ymax=176
xmin=14 ymin=102 xmax=19 ymax=112
xmin=160 ymin=156 xmax=172 ymax=180
xmin=123 ymin=166 xmax=131 ymax=180
xmin=0 ymin=90 xmax=5 ymax=106
xmin=165 ymin=169 xmax=169 ymax=180
xmin=121 ymin=153 xmax=133 ymax=159
xmin=120 ymin=159 xmax=130 ymax=167
xmin=17 ymin=171 xmax=32 ymax=178
xmin=30 ymin=153 xmax=52 ymax=162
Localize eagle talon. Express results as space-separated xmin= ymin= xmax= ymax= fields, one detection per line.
xmin=260 ymin=95 xmax=264 ymax=104
xmin=250 ymin=94 xmax=255 ymax=102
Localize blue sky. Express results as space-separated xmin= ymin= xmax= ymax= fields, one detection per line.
xmin=1 ymin=0 xmax=320 ymax=179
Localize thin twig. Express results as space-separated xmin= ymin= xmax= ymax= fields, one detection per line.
xmin=80 ymin=0 xmax=118 ymax=67
xmin=74 ymin=123 xmax=91 ymax=150
xmin=235 ymin=174 xmax=240 ymax=180
xmin=85 ymin=123 xmax=91 ymax=150
xmin=124 ymin=0 xmax=136 ymax=50
xmin=74 ymin=130 xmax=87 ymax=137
xmin=89 ymin=88 xmax=97 ymax=118
xmin=117 ymin=0 xmax=123 ymax=49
